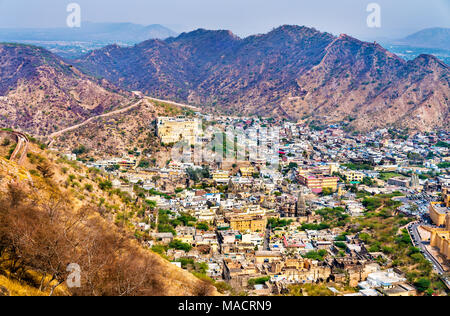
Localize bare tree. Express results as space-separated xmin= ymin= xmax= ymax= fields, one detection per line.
xmin=0 ymin=180 xmax=168 ymax=297
xmin=37 ymin=162 xmax=54 ymax=179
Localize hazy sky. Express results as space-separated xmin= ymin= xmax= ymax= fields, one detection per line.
xmin=0 ymin=0 xmax=448 ymax=38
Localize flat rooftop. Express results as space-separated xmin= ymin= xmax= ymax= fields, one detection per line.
xmin=433 ymin=204 xmax=449 ymax=215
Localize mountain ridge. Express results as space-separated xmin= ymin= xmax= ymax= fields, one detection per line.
xmin=0 ymin=43 xmax=135 ymax=136
xmin=395 ymin=27 xmax=450 ymax=51
xmin=74 ymin=25 xmax=449 ymax=131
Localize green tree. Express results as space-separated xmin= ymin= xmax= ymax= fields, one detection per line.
xmin=196 ymin=222 xmax=209 ymax=231
xmin=99 ymin=180 xmax=113 ymax=191
xmin=414 ymin=278 xmax=431 ymax=292
xmin=169 ymin=240 xmax=192 ymax=252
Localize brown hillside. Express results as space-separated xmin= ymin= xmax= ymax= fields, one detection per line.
xmin=0 ymin=139 xmax=216 ymax=296
xmin=0 ymin=43 xmax=134 ymax=136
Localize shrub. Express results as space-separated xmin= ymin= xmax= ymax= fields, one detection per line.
xmin=414 ymin=278 xmax=431 ymax=292
xmin=169 ymin=240 xmax=192 ymax=252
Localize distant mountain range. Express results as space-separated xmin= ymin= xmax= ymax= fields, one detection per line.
xmin=378 ymin=27 xmax=450 ymax=71
xmin=0 ymin=25 xmax=448 ymax=134
xmin=74 ymin=25 xmax=449 ymax=132
xmin=0 ymin=22 xmax=178 ymax=58
xmin=0 ymin=22 xmax=177 ymax=43
xmin=395 ymin=28 xmax=450 ymax=51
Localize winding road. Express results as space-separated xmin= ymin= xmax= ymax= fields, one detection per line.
xmin=47 ymin=95 xmax=201 ymax=143
xmin=48 ymin=98 xmax=145 ymax=139
xmin=1 ymin=130 xmax=29 ymax=165
xmin=145 ymin=96 xmax=201 ymax=112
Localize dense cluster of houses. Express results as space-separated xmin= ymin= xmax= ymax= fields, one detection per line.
xmin=68 ymin=115 xmax=449 ymax=295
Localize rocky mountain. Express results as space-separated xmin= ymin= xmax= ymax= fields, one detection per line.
xmin=0 ymin=43 xmax=134 ymax=136
xmin=396 ymin=28 xmax=450 ymax=51
xmin=75 ymin=25 xmax=450 ymax=131
xmin=287 ymin=35 xmax=450 ymax=131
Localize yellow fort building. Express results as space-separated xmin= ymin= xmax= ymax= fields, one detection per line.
xmin=157 ymin=116 xmax=201 ymax=146
xmin=429 ymin=202 xmax=450 ymax=261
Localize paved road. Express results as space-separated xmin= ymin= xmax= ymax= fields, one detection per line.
xmin=264 ymin=227 xmax=271 ymax=251
xmin=408 ymin=222 xmax=446 ymax=276
xmin=16 ymin=133 xmax=29 ymax=165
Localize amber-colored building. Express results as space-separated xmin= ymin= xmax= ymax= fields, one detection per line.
xmin=443 ymin=187 xmax=450 ymax=208
xmin=254 ymin=251 xmax=283 ymax=264
xmin=297 ymin=174 xmax=339 ymax=193
xmin=226 ymin=214 xmax=267 ymax=232
xmin=429 ymin=202 xmax=450 ymax=261
xmin=430 ymin=230 xmax=450 ymax=261
xmin=429 ymin=202 xmax=449 ymax=227
xmin=240 ymin=167 xmax=256 ymax=178
xmin=212 ymin=170 xmax=230 ymax=183
xmin=156 ymin=116 xmax=200 ymax=145
xmin=343 ymin=171 xmax=364 ymax=183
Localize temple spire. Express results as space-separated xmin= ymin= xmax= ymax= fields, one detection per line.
xmin=296 ymin=190 xmax=307 ymax=216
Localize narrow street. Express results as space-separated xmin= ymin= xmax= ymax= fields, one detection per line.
xmin=264 ymin=227 xmax=271 ymax=251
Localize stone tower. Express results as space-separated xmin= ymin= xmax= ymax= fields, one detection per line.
xmin=296 ymin=190 xmax=308 ymax=217
xmin=410 ymin=173 xmax=420 ymax=188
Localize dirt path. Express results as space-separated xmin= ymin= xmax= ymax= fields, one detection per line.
xmin=48 ymin=94 xmax=201 ymax=142
xmin=145 ymin=96 xmax=201 ymax=112
xmin=46 ymin=94 xmax=202 ymax=149
xmin=48 ymin=98 xmax=145 ymax=139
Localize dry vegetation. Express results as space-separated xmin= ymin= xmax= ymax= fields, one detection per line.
xmin=0 ymin=143 xmax=216 ymax=296
xmin=51 ymin=98 xmax=192 ymax=161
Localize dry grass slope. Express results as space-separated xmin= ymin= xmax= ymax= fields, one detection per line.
xmin=0 ymin=141 xmax=217 ymax=296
